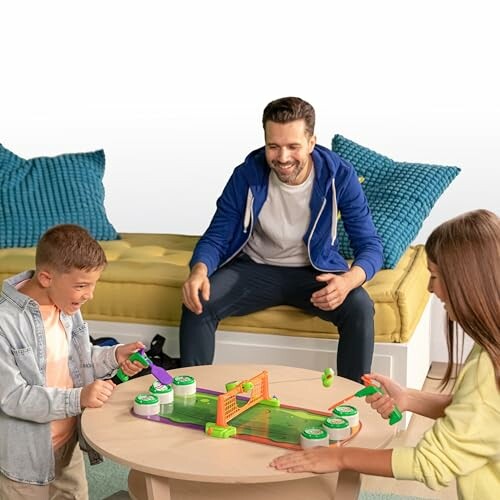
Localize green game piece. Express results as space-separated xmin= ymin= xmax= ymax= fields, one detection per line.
xmin=355 ymin=385 xmax=403 ymax=425
xmin=241 ymin=382 xmax=254 ymax=392
xmin=333 ymin=405 xmax=357 ymax=417
xmin=225 ymin=380 xmax=239 ymax=392
xmin=134 ymin=394 xmax=159 ymax=405
xmin=260 ymin=397 xmax=280 ymax=407
xmin=116 ymin=351 xmax=150 ymax=382
xmin=149 ymin=382 xmax=172 ymax=395
xmin=205 ymin=422 xmax=237 ymax=438
xmin=323 ymin=416 xmax=349 ymax=429
xmin=322 ymin=367 xmax=334 ymax=387
xmin=173 ymin=375 xmax=195 ymax=386
xmin=301 ymin=427 xmax=328 ymax=440
xmin=388 ymin=406 xmax=403 ymax=425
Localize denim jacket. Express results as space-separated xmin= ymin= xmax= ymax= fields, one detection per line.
xmin=0 ymin=271 xmax=120 ymax=485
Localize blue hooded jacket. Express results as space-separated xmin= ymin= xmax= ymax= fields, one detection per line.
xmin=191 ymin=144 xmax=383 ymax=281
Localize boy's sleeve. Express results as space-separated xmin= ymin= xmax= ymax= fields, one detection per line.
xmin=90 ymin=344 xmax=120 ymax=379
xmin=0 ymin=335 xmax=83 ymax=422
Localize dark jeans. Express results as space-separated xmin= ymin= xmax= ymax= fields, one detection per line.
xmin=180 ymin=255 xmax=375 ymax=382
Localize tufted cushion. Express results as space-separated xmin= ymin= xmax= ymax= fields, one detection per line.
xmin=331 ymin=135 xmax=460 ymax=268
xmin=0 ymin=144 xmax=118 ymax=248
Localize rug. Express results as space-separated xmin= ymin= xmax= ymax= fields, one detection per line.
xmin=85 ymin=455 xmax=434 ymax=500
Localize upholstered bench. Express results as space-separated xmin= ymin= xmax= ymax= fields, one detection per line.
xmin=0 ymin=233 xmax=431 ymax=403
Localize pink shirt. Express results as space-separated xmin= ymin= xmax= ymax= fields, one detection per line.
xmin=39 ymin=304 xmax=77 ymax=449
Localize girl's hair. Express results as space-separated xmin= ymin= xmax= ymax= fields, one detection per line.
xmin=36 ymin=224 xmax=107 ymax=273
xmin=425 ymin=209 xmax=500 ymax=389
xmin=262 ymin=97 xmax=316 ymax=137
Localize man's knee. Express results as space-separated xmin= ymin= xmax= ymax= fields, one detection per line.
xmin=331 ymin=287 xmax=375 ymax=342
xmin=344 ymin=287 xmax=374 ymax=319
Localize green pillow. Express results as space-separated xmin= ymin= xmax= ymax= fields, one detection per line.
xmin=332 ymin=135 xmax=460 ymax=268
xmin=0 ymin=144 xmax=118 ymax=248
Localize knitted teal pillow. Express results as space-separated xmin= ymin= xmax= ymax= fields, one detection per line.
xmin=332 ymin=135 xmax=460 ymax=268
xmin=0 ymin=144 xmax=119 ymax=248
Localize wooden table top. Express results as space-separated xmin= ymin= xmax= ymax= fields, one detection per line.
xmin=81 ymin=364 xmax=395 ymax=484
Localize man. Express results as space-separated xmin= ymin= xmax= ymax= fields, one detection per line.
xmin=180 ymin=97 xmax=383 ymax=382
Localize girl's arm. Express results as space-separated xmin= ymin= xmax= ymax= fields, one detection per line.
xmin=405 ymin=389 xmax=452 ymax=419
xmin=271 ymin=447 xmax=393 ymax=476
xmin=365 ymin=373 xmax=452 ymax=420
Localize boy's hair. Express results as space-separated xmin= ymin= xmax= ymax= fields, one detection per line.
xmin=425 ymin=209 xmax=500 ymax=389
xmin=262 ymin=97 xmax=316 ymax=137
xmin=36 ymin=224 xmax=107 ymax=273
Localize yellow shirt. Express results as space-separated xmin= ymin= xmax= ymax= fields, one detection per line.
xmin=392 ymin=343 xmax=500 ymax=499
xmin=40 ymin=305 xmax=77 ymax=449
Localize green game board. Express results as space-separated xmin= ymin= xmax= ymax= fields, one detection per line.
xmin=133 ymin=388 xmax=360 ymax=450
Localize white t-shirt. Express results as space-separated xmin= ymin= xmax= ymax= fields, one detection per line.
xmin=244 ymin=168 xmax=314 ymax=267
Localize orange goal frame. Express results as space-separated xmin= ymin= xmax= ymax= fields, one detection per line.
xmin=215 ymin=370 xmax=270 ymax=427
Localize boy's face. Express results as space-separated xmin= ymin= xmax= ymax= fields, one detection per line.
xmin=39 ymin=266 xmax=104 ymax=315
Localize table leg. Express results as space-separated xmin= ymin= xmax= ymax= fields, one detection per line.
xmin=128 ymin=469 xmax=172 ymax=500
xmin=334 ymin=470 xmax=361 ymax=500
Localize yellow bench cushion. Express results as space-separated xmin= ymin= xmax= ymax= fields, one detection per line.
xmin=0 ymin=234 xmax=429 ymax=343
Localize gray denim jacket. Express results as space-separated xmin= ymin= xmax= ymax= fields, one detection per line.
xmin=0 ymin=271 xmax=120 ymax=485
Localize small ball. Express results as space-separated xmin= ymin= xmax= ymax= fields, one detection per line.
xmin=322 ymin=368 xmax=335 ymax=388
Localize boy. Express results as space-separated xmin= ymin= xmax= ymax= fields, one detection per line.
xmin=0 ymin=224 xmax=145 ymax=499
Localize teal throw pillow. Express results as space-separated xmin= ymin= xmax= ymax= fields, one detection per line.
xmin=0 ymin=144 xmax=119 ymax=248
xmin=332 ymin=135 xmax=460 ymax=268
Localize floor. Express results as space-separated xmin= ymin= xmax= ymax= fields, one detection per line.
xmin=361 ymin=362 xmax=458 ymax=499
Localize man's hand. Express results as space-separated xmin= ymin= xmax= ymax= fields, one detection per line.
xmin=311 ymin=273 xmax=351 ymax=310
xmin=311 ymin=265 xmax=366 ymax=311
xmin=80 ymin=379 xmax=115 ymax=409
xmin=115 ymin=341 xmax=146 ymax=377
xmin=182 ymin=263 xmax=210 ymax=314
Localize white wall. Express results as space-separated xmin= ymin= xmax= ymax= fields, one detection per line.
xmin=2 ymin=1 xmax=498 ymax=360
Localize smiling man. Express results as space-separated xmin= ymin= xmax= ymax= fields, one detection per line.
xmin=180 ymin=97 xmax=383 ymax=382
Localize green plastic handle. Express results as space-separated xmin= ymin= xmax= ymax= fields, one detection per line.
xmin=355 ymin=385 xmax=403 ymax=425
xmin=115 ymin=351 xmax=150 ymax=382
xmin=388 ymin=406 xmax=403 ymax=425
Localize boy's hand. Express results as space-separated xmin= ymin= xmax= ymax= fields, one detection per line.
xmin=81 ymin=380 xmax=115 ymax=408
xmin=364 ymin=372 xmax=408 ymax=418
xmin=115 ymin=341 xmax=146 ymax=377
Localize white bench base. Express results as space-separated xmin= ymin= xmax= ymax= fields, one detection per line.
xmin=88 ymin=301 xmax=430 ymax=429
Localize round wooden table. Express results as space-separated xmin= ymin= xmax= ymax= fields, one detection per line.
xmin=82 ymin=364 xmax=395 ymax=500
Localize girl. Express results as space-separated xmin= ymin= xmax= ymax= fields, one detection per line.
xmin=270 ymin=209 xmax=500 ymax=499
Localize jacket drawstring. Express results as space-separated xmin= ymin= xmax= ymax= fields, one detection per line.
xmin=331 ymin=179 xmax=338 ymax=244
xmin=243 ymin=188 xmax=253 ymax=233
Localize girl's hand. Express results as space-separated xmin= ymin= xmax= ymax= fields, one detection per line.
xmin=270 ymin=447 xmax=343 ymax=473
xmin=364 ymin=372 xmax=409 ymax=418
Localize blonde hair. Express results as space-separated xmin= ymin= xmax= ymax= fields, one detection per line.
xmin=425 ymin=209 xmax=500 ymax=389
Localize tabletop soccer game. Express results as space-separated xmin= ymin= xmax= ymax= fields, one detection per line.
xmin=126 ymin=358 xmax=377 ymax=451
